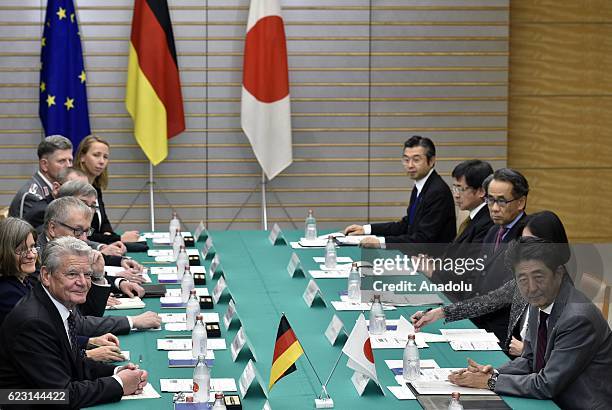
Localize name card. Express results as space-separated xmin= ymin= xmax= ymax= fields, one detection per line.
xmin=193 ymin=220 xmax=208 ymax=242
xmin=208 ymin=254 xmax=223 ymax=280
xmin=212 ymin=276 xmax=228 ymax=304
xmin=202 ymin=237 xmax=215 ymax=260
xmin=230 ymin=327 xmax=256 ymax=362
xmin=351 ymin=371 xmax=371 ymax=396
xmin=286 ymin=253 xmax=304 ymax=277
xmin=238 ymin=359 xmax=267 ymax=399
xmin=223 ymin=299 xmax=238 ymax=330
xmin=325 ymin=314 xmax=347 ymax=345
xmin=263 ymin=400 xmax=272 ymax=410
xmin=267 ymin=223 xmax=287 ymax=245
xmin=302 ymin=279 xmax=325 ymax=307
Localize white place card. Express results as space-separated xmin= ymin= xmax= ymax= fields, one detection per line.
xmin=155 ymin=256 xmax=175 ymax=263
xmin=331 ymin=301 xmax=396 ymax=312
xmin=208 ymin=254 xmax=223 ymax=280
xmin=387 ymin=385 xmax=416 ymax=400
xmin=238 ymin=359 xmax=266 ymax=399
xmin=309 ymin=270 xmax=350 ymax=279
xmin=325 ymin=314 xmax=346 ymax=345
xmin=193 ymin=220 xmax=208 ymax=242
xmin=157 ymin=338 xmax=227 ymax=351
xmin=263 ymin=400 xmax=272 ymax=410
xmin=212 ymin=276 xmax=228 ymax=304
xmin=313 ymin=256 xmax=353 ymax=264
xmin=223 ymin=299 xmax=238 ymax=330
xmin=160 ymin=378 xmax=237 ymax=393
xmin=351 ymin=371 xmax=371 ymax=396
xmin=267 ymin=223 xmax=287 ymax=245
xmin=230 ymin=327 xmax=247 ymax=362
xmin=165 ymin=288 xmax=209 ymax=298
xmin=286 ymin=252 xmax=304 ymax=277
xmin=160 ymin=312 xmax=219 ymax=324
xmin=302 ymin=279 xmax=325 ymax=307
xmin=202 ymin=237 xmax=215 ymax=260
xmin=150 ymin=266 xmax=206 ymax=275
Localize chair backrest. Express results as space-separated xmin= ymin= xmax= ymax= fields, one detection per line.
xmin=0 ymin=206 xmax=8 ymax=221
xmin=579 ymin=272 xmax=610 ymax=320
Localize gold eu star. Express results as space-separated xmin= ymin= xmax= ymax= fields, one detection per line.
xmin=46 ymin=94 xmax=56 ymax=107
xmin=64 ymin=97 xmax=75 ymax=111
xmin=78 ymin=71 xmax=86 ymax=84
xmin=41 ymin=37 xmax=46 ymax=47
xmin=40 ymin=82 xmax=46 ymax=93
xmin=57 ymin=7 xmax=67 ymax=20
xmin=70 ymin=13 xmax=75 ymax=23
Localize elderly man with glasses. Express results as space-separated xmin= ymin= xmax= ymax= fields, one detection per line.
xmin=0 ymin=236 xmax=150 ymax=408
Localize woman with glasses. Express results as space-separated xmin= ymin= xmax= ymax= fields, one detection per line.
xmin=411 ymin=211 xmax=571 ymax=357
xmin=75 ymin=135 xmax=139 ymax=245
xmin=0 ymin=217 xmax=38 ymax=325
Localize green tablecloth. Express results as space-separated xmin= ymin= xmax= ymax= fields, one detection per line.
xmin=91 ymin=230 xmax=558 ymax=410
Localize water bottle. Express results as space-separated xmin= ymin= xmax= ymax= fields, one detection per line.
xmin=324 ymin=236 xmax=337 ymax=269
xmin=369 ymin=294 xmax=386 ymax=335
xmin=192 ymin=314 xmax=208 ymax=358
xmin=347 ymin=262 xmax=361 ymax=303
xmin=212 ymin=392 xmax=226 ymax=409
xmin=186 ymin=290 xmax=200 ymax=330
xmin=448 ymin=392 xmax=464 ymax=410
xmin=181 ymin=265 xmax=195 ymax=303
xmin=304 ymin=209 xmax=317 ymax=240
xmin=192 ymin=354 xmax=210 ymax=403
xmin=176 ymin=245 xmax=189 ymax=281
xmin=173 ymin=227 xmax=184 ymax=259
xmin=169 ymin=211 xmax=180 ymax=242
xmin=403 ymin=334 xmax=420 ymax=381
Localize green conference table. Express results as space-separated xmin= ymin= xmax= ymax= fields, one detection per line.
xmin=92 ymin=230 xmax=558 ymax=410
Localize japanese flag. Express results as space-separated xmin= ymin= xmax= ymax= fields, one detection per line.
xmin=342 ymin=314 xmax=379 ymax=383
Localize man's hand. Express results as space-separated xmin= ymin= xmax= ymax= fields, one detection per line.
xmin=131 ymin=311 xmax=161 ymax=330
xmin=86 ymin=346 xmax=125 ymax=363
xmin=509 ymin=337 xmax=524 ymax=357
xmin=359 ymin=237 xmax=381 ymax=248
xmin=89 ymin=250 xmax=106 ymax=280
xmin=116 ymin=269 xmax=146 ymax=284
xmin=89 ymin=333 xmax=119 ymax=347
xmin=109 ymin=241 xmax=127 ymax=254
xmin=119 ymin=281 xmax=144 ymax=298
xmin=121 ymin=258 xmax=143 ymax=274
xmin=466 ymin=358 xmax=494 ymax=375
xmin=448 ymin=365 xmax=491 ymax=389
xmin=344 ymin=224 xmax=365 ymax=236
xmin=106 ymin=296 xmax=121 ymax=307
xmin=121 ymin=231 xmax=140 ymax=243
xmin=411 ymin=307 xmax=444 ymax=332
xmin=117 ymin=364 xmax=146 ymax=395
xmin=99 ymin=244 xmax=123 ymax=257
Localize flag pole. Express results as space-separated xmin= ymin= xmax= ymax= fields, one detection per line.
xmin=148 ymin=162 xmax=155 ymax=232
xmin=261 ymin=170 xmax=268 ymax=230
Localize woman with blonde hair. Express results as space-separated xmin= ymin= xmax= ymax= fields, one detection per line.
xmin=75 ymin=135 xmax=139 ymax=244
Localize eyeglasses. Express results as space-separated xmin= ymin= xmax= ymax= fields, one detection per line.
xmin=451 ymin=185 xmax=473 ymax=194
xmin=86 ymin=204 xmax=100 ymax=211
xmin=55 ymin=221 xmax=94 ymax=237
xmin=485 ymin=195 xmax=520 ymax=208
xmin=15 ymin=246 xmax=40 ymax=258
xmin=61 ymin=271 xmax=93 ymax=280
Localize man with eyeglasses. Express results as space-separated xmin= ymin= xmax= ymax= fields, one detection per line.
xmin=344 ymin=136 xmax=456 ymax=249
xmin=0 ymin=236 xmax=150 ymax=408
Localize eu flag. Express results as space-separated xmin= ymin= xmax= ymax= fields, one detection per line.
xmin=39 ymin=0 xmax=90 ymax=150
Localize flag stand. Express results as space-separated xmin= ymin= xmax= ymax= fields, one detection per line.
xmin=148 ymin=162 xmax=155 ymax=231
xmin=261 ymin=170 xmax=268 ymax=230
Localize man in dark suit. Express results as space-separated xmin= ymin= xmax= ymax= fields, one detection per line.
xmin=471 ymin=168 xmax=529 ymax=341
xmin=427 ymin=160 xmax=494 ymax=301
xmin=344 ymin=136 xmax=456 ymax=248
xmin=449 ymin=237 xmax=612 ymax=409
xmin=0 ymin=236 xmax=148 ymax=409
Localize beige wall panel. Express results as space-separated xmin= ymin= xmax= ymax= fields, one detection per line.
xmin=511 ymin=0 xmax=612 ymax=22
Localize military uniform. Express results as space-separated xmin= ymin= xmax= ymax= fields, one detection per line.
xmin=8 ymin=172 xmax=54 ymax=219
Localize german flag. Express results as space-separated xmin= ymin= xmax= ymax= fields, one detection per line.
xmin=269 ymin=314 xmax=304 ymax=390
xmin=126 ymin=0 xmax=185 ymax=166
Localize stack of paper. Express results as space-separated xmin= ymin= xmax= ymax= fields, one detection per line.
xmin=106 ymin=297 xmax=145 ymax=310
xmin=440 ymin=329 xmax=501 ymax=351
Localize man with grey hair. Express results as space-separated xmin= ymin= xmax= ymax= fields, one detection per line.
xmin=0 ymin=236 xmax=150 ymax=407
xmin=9 ymin=135 xmax=73 ymax=218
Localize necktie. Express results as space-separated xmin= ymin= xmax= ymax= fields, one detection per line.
xmin=535 ymin=310 xmax=549 ymax=371
xmin=408 ymin=186 xmax=419 ymax=225
xmin=494 ymin=226 xmax=507 ymax=252
xmin=455 ymin=216 xmax=471 ymax=239
xmin=67 ymin=312 xmax=84 ymax=359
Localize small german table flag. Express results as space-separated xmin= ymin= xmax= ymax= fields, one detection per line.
xmin=269 ymin=314 xmax=304 ymax=390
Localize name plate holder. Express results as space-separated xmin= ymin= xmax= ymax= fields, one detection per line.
xmin=201 ymin=237 xmax=216 ymax=260
xmin=238 ymin=359 xmax=268 ymax=399
xmin=212 ymin=276 xmax=229 ymax=304
xmin=193 ymin=220 xmax=209 ymax=242
xmin=222 ymin=299 xmax=240 ymax=330
xmin=302 ymin=279 xmax=326 ymax=307
xmin=286 ymin=253 xmax=305 ymax=277
xmin=267 ymin=223 xmax=287 ymax=245
xmin=231 ymin=327 xmax=258 ymax=362
xmin=324 ymin=314 xmax=348 ymax=346
xmin=208 ymin=254 xmax=224 ymax=280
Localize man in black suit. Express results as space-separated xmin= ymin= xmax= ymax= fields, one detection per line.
xmin=344 ymin=136 xmax=456 ymax=248
xmin=471 ymin=168 xmax=529 ymax=341
xmin=427 ymin=160 xmax=494 ymax=301
xmin=0 ymin=236 xmax=148 ymax=409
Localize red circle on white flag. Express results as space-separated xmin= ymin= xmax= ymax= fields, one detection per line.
xmin=363 ymin=338 xmax=374 ymax=363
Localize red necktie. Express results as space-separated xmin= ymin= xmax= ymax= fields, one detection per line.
xmin=494 ymin=226 xmax=506 ymax=252
xmin=535 ymin=310 xmax=549 ymax=371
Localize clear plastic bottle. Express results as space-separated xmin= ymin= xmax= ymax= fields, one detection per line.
xmin=324 ymin=236 xmax=337 ymax=269
xmin=192 ymin=353 xmax=210 ymax=403
xmin=192 ymin=314 xmax=208 ymax=358
xmin=402 ymin=334 xmax=420 ymax=381
xmin=186 ymin=290 xmax=200 ymax=330
xmin=448 ymin=392 xmax=464 ymax=410
xmin=181 ymin=265 xmax=195 ymax=303
xmin=169 ymin=211 xmax=180 ymax=243
xmin=176 ymin=245 xmax=189 ymax=281
xmin=369 ymin=294 xmax=386 ymax=335
xmin=347 ymin=262 xmax=361 ymax=303
xmin=304 ymin=209 xmax=317 ymax=240
xmin=173 ymin=227 xmax=185 ymax=259
xmin=211 ymin=392 xmax=226 ymax=409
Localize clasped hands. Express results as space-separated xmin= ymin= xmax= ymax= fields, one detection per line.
xmin=447 ymin=358 xmax=494 ymax=389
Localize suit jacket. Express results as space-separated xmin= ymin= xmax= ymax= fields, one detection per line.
xmin=0 ymin=283 xmax=123 ymax=409
xmin=496 ymin=277 xmax=612 ymax=409
xmin=370 ymin=169 xmax=456 ymax=247
xmin=89 ymin=186 xmax=121 ymax=244
xmin=22 ymin=193 xmax=54 ymax=229
xmin=471 ymin=213 xmax=527 ymax=342
xmin=0 ymin=276 xmax=32 ymax=326
xmin=8 ymin=172 xmax=54 ymax=219
xmin=431 ymin=204 xmax=493 ymax=301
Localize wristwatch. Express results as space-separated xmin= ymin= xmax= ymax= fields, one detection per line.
xmin=487 ymin=370 xmax=499 ymax=391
